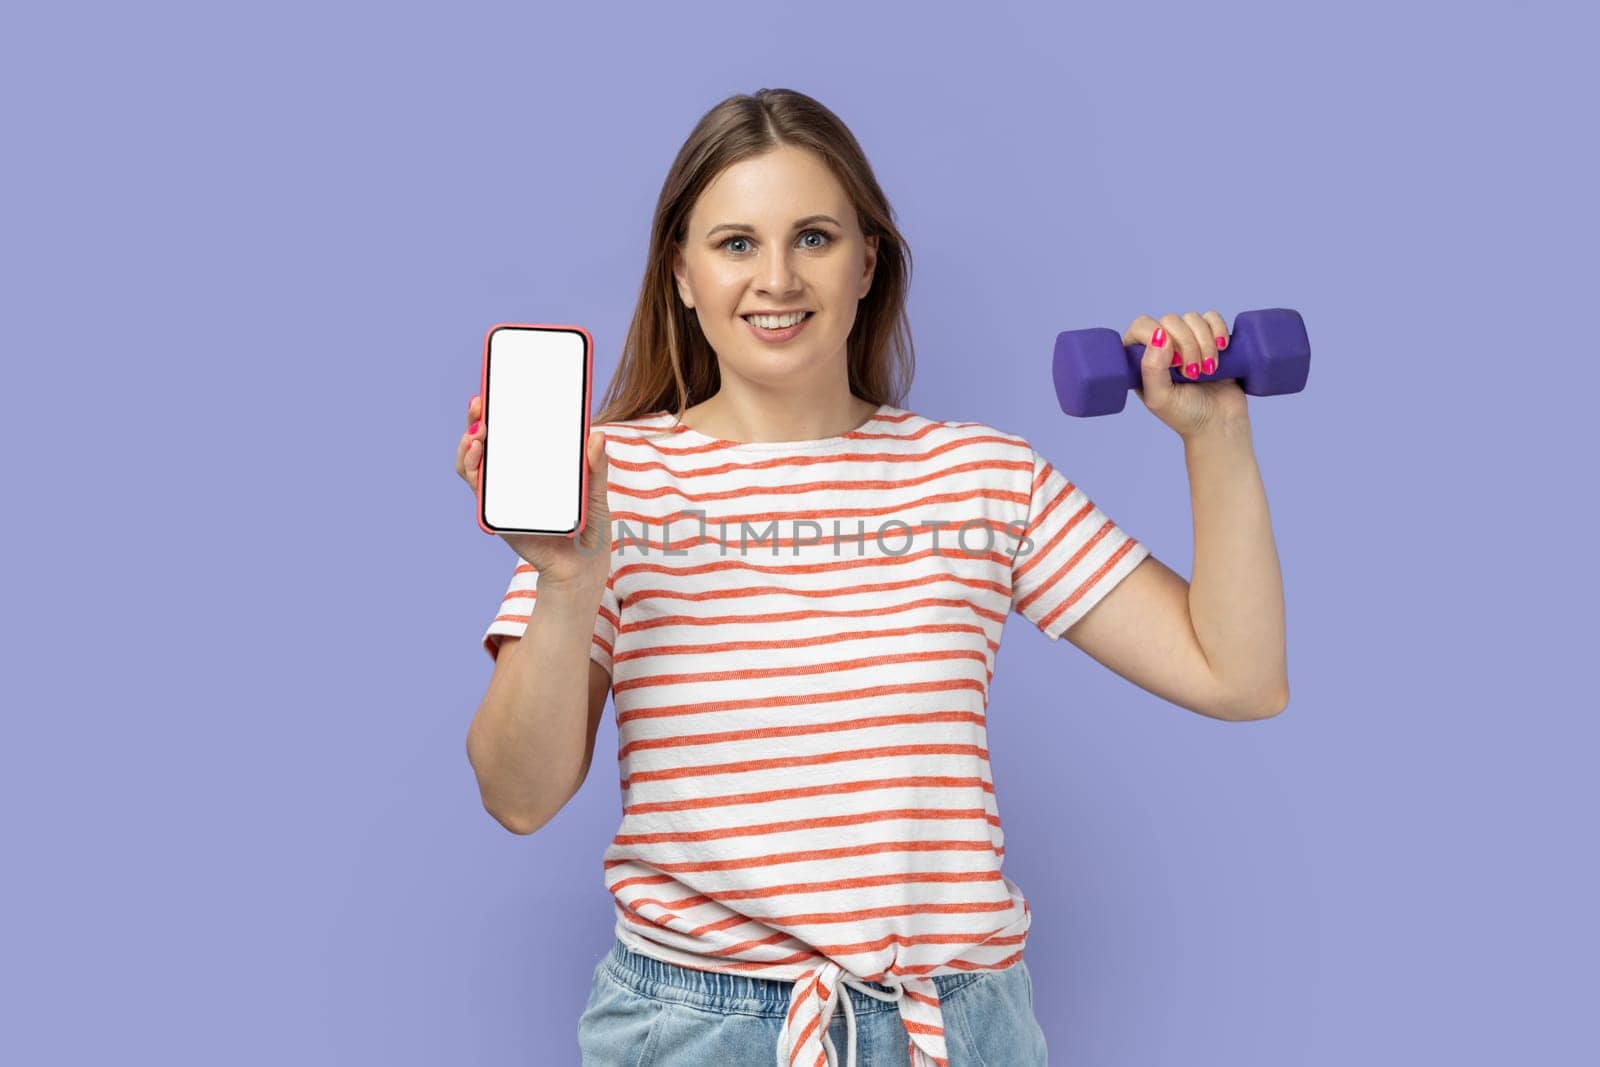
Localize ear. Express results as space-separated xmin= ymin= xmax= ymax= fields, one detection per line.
xmin=672 ymin=248 xmax=695 ymax=311
xmin=858 ymin=234 xmax=879 ymax=300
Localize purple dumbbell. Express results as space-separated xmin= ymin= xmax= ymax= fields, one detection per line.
xmin=1052 ymin=307 xmax=1311 ymax=417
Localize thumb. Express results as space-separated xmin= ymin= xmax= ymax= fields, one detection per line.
xmin=1135 ymin=327 xmax=1176 ymax=408
xmin=586 ymin=430 xmax=609 ymax=508
xmin=575 ymin=429 xmax=612 ymax=555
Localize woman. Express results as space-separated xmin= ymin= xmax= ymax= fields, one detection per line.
xmin=458 ymin=88 xmax=1288 ymax=1067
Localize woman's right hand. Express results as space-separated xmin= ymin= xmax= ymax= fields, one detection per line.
xmin=457 ymin=394 xmax=613 ymax=592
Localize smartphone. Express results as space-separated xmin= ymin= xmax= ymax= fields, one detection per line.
xmin=475 ymin=323 xmax=594 ymax=538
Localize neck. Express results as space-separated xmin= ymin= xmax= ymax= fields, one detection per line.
xmin=679 ymin=390 xmax=879 ymax=443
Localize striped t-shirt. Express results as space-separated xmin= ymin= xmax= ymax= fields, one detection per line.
xmin=481 ymin=403 xmax=1150 ymax=1067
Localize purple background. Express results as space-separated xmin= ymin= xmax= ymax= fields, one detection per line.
xmin=7 ymin=0 xmax=1594 ymax=1064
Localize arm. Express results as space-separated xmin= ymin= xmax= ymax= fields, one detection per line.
xmin=1063 ymin=419 xmax=1288 ymax=722
xmin=466 ymin=580 xmax=614 ymax=834
xmin=1184 ymin=417 xmax=1289 ymax=717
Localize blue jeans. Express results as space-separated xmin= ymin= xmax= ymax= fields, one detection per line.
xmin=576 ymin=937 xmax=1048 ymax=1065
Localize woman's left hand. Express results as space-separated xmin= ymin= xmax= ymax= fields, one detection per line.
xmin=1125 ymin=310 xmax=1249 ymax=439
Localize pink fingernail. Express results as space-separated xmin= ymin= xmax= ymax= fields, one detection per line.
xmin=1201 ymin=357 xmax=1216 ymax=374
xmin=469 ymin=420 xmax=480 ymax=434
xmin=1216 ymin=336 xmax=1227 ymax=350
xmin=1151 ymin=328 xmax=1166 ymax=348
xmin=1184 ymin=363 xmax=1199 ymax=379
xmin=1170 ymin=352 xmax=1182 ymax=367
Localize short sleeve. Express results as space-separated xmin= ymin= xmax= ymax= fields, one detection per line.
xmin=1010 ymin=444 xmax=1150 ymax=640
xmin=480 ymin=560 xmax=619 ymax=675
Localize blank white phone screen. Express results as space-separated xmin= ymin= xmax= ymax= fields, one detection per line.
xmin=483 ymin=327 xmax=587 ymax=534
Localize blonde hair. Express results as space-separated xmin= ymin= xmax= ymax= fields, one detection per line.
xmin=594 ymin=88 xmax=916 ymax=426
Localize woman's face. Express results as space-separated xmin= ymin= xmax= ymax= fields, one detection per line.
xmin=673 ymin=145 xmax=878 ymax=393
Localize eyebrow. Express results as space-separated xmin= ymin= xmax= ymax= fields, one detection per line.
xmin=706 ymin=214 xmax=842 ymax=239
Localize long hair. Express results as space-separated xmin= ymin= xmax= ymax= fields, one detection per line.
xmin=593 ymin=88 xmax=916 ymax=426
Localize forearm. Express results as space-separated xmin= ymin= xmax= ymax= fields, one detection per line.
xmin=467 ymin=579 xmax=604 ymax=831
xmin=1184 ymin=418 xmax=1289 ymax=715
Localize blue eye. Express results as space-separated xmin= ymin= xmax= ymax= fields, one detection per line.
xmin=720 ymin=229 xmax=833 ymax=254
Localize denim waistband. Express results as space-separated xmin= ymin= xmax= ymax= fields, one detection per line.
xmin=599 ymin=937 xmax=988 ymax=1018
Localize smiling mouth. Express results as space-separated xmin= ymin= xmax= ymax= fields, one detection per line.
xmin=742 ymin=311 xmax=812 ymax=325
xmin=742 ymin=311 xmax=814 ymax=339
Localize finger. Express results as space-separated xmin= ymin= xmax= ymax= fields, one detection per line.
xmin=1201 ymin=310 xmax=1229 ymax=365
xmin=464 ymin=395 xmax=483 ymax=450
xmin=1161 ymin=313 xmax=1203 ymax=380
xmin=464 ymin=395 xmax=484 ymax=452
xmin=456 ymin=429 xmax=482 ymax=484
xmin=1181 ymin=311 xmax=1218 ymax=376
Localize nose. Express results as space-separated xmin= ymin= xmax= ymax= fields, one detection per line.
xmin=757 ymin=247 xmax=802 ymax=297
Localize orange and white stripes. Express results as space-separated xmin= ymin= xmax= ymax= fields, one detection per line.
xmin=780 ymin=960 xmax=946 ymax=1067
xmin=481 ymin=404 xmax=1149 ymax=1063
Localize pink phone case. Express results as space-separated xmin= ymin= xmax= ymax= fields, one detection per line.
xmin=475 ymin=322 xmax=595 ymax=539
